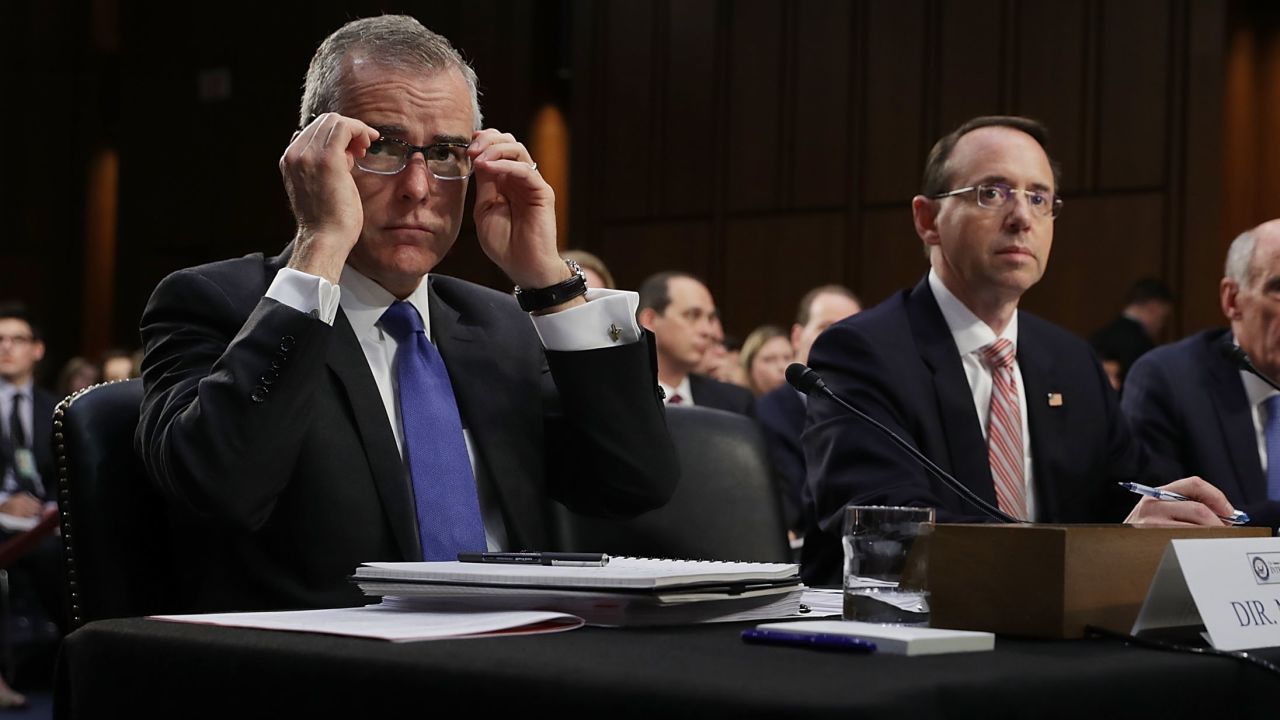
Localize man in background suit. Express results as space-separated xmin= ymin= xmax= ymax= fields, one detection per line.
xmin=801 ymin=116 xmax=1236 ymax=584
xmin=757 ymin=285 xmax=860 ymax=536
xmin=637 ymin=271 xmax=755 ymax=416
xmin=0 ymin=304 xmax=55 ymax=515
xmin=137 ymin=16 xmax=677 ymax=613
xmin=1089 ymin=277 xmax=1173 ymax=389
xmin=0 ymin=303 xmax=64 ymax=706
xmin=1124 ymin=220 xmax=1280 ymax=528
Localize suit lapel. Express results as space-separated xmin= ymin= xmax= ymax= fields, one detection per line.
xmin=906 ymin=280 xmax=998 ymax=507
xmin=326 ymin=309 xmax=420 ymax=560
xmin=1207 ymin=334 xmax=1266 ymax=502
xmin=1016 ymin=318 xmax=1066 ymax=518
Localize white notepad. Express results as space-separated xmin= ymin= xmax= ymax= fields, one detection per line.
xmin=754 ymin=620 xmax=995 ymax=655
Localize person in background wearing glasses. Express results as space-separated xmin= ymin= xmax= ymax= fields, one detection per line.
xmin=135 ymin=15 xmax=677 ymax=613
xmin=798 ymin=116 xmax=1237 ymax=585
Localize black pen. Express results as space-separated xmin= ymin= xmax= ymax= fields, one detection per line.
xmin=456 ymin=552 xmax=610 ymax=567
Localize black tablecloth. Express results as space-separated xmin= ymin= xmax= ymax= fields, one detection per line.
xmin=57 ymin=617 xmax=1280 ymax=718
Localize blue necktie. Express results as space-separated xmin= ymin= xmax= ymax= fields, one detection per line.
xmin=380 ymin=301 xmax=486 ymax=560
xmin=1265 ymin=395 xmax=1280 ymax=500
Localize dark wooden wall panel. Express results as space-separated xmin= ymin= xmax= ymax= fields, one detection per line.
xmin=862 ymin=0 xmax=927 ymax=207
xmin=663 ymin=0 xmax=719 ymax=216
xmin=7 ymin=0 xmax=1239 ymax=376
xmin=573 ymin=0 xmax=1225 ymax=341
xmin=791 ymin=0 xmax=851 ymax=209
xmin=1016 ymin=0 xmax=1089 ymax=193
xmin=722 ymin=213 xmax=846 ymax=329
xmin=1024 ymin=194 xmax=1166 ymax=334
xmin=600 ymin=2 xmax=655 ymax=219
xmin=1182 ymin=0 xmax=1227 ymax=334
xmin=726 ymin=0 xmax=784 ymax=213
xmin=1096 ymin=0 xmax=1170 ymax=190
xmin=858 ymin=208 xmax=927 ymax=308
xmin=594 ymin=221 xmax=714 ymax=292
xmin=937 ymin=1 xmax=1005 ymax=131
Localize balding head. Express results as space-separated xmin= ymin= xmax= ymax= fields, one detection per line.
xmin=1221 ymin=219 xmax=1280 ymax=379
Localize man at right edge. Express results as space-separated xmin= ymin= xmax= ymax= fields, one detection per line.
xmin=800 ymin=115 xmax=1236 ymax=584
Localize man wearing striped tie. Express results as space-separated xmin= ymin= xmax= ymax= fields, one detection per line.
xmin=799 ymin=116 xmax=1236 ymax=584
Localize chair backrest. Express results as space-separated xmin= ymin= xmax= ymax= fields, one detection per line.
xmin=554 ymin=404 xmax=791 ymax=563
xmin=54 ymin=379 xmax=172 ymax=628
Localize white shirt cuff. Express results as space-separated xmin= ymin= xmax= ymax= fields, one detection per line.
xmin=531 ymin=288 xmax=642 ymax=351
xmin=266 ymin=267 xmax=342 ymax=325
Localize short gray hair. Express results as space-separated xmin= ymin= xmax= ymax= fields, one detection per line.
xmin=1225 ymin=228 xmax=1259 ymax=286
xmin=299 ymin=15 xmax=482 ymax=129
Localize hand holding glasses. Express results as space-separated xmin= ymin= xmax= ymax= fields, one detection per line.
xmin=931 ymin=183 xmax=1063 ymax=219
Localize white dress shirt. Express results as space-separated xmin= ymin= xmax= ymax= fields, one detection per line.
xmin=265 ymin=264 xmax=643 ymax=550
xmin=1240 ymin=369 xmax=1279 ymax=475
xmin=659 ymin=376 xmax=694 ymax=406
xmin=928 ymin=270 xmax=1037 ymax=521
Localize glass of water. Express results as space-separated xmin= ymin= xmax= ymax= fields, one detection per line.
xmin=842 ymin=505 xmax=935 ymax=625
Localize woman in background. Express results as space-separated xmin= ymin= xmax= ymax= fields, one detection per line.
xmin=740 ymin=325 xmax=794 ymax=396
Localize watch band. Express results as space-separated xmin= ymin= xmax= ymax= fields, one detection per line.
xmin=515 ymin=258 xmax=588 ymax=312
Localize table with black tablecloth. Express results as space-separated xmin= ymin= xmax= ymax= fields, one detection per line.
xmin=55 ymin=617 xmax=1280 ymax=718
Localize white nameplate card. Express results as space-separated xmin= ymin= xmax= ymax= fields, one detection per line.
xmin=1132 ymin=537 xmax=1280 ymax=651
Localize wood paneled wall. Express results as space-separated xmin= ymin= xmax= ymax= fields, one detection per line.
xmin=0 ymin=0 xmax=1255 ymax=385
xmin=569 ymin=0 xmax=1227 ymax=339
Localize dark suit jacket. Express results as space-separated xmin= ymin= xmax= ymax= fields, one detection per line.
xmin=689 ymin=373 xmax=756 ymax=417
xmin=0 ymin=386 xmax=56 ymax=499
xmin=136 ymin=246 xmax=678 ymax=612
xmin=801 ymin=278 xmax=1142 ymax=584
xmin=756 ymin=385 xmax=806 ymax=532
xmin=1089 ymin=315 xmax=1154 ymax=382
xmin=1123 ymin=328 xmax=1280 ymax=528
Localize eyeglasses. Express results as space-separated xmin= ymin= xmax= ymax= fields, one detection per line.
xmin=931 ymin=183 xmax=1063 ymax=219
xmin=356 ymin=137 xmax=473 ymax=180
xmin=0 ymin=335 xmax=34 ymax=347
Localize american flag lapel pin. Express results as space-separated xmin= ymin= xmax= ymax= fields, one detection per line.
xmin=1047 ymin=393 xmax=1064 ymax=407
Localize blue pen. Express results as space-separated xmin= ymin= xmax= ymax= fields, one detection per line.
xmin=741 ymin=628 xmax=876 ymax=653
xmin=1119 ymin=482 xmax=1250 ymax=525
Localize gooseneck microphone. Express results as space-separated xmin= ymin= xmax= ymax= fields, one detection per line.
xmin=1218 ymin=338 xmax=1280 ymax=394
xmin=786 ymin=363 xmax=1019 ymax=523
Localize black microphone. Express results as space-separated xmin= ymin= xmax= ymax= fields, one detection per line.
xmin=786 ymin=363 xmax=1019 ymax=523
xmin=1218 ymin=337 xmax=1280 ymax=393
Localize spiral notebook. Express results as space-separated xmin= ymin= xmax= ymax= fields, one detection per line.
xmin=353 ymin=557 xmax=803 ymax=627
xmin=354 ymin=557 xmax=800 ymax=593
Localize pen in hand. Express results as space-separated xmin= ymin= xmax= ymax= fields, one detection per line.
xmin=1118 ymin=482 xmax=1250 ymax=525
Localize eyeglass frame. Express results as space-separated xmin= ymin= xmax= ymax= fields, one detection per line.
xmin=301 ymin=114 xmax=473 ymax=181
xmin=356 ymin=136 xmax=474 ymax=180
xmin=929 ymin=182 xmax=1063 ymax=219
xmin=0 ymin=334 xmax=35 ymax=347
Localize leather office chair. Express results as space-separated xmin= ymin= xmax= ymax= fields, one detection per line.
xmin=54 ymin=379 xmax=172 ymax=628
xmin=553 ymin=404 xmax=791 ymax=563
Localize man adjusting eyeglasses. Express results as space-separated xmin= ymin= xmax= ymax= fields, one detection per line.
xmin=135 ymin=15 xmax=677 ymax=613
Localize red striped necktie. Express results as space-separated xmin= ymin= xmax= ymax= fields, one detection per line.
xmin=980 ymin=338 xmax=1026 ymax=520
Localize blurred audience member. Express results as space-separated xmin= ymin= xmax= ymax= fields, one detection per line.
xmin=638 ymin=272 xmax=754 ymax=415
xmin=101 ymin=348 xmax=138 ymax=382
xmin=1089 ymin=277 xmax=1173 ymax=389
xmin=563 ymin=250 xmax=616 ymax=290
xmin=756 ymin=285 xmax=861 ymax=537
xmin=56 ymin=356 xmax=100 ymax=397
xmin=0 ymin=303 xmax=66 ymax=704
xmin=741 ymin=325 xmax=794 ymax=396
